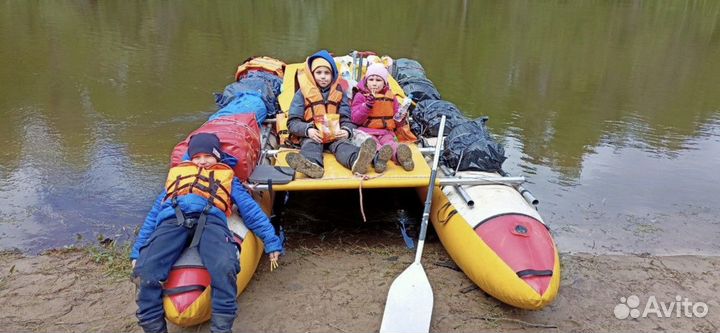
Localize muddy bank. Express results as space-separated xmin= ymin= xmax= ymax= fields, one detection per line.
xmin=0 ymin=237 xmax=718 ymax=333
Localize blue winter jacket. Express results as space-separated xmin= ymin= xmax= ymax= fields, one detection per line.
xmin=131 ymin=154 xmax=283 ymax=260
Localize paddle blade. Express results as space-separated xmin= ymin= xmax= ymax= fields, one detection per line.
xmin=379 ymin=263 xmax=433 ymax=333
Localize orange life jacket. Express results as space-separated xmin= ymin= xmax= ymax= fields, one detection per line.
xmin=364 ymin=90 xmax=396 ymax=130
xmin=297 ymin=64 xmax=344 ymax=121
xmin=288 ymin=61 xmax=344 ymax=145
xmin=275 ymin=112 xmax=290 ymax=147
xmin=163 ymin=162 xmax=235 ymax=216
xmin=235 ymin=56 xmax=286 ymax=81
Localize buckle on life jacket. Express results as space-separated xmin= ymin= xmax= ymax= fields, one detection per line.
xmin=171 ymin=196 xmax=203 ymax=229
xmin=178 ymin=217 xmax=199 ymax=229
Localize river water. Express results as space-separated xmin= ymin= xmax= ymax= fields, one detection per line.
xmin=1 ymin=1 xmax=719 ymax=255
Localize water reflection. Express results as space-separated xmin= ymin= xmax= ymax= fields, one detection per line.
xmin=0 ymin=0 xmax=719 ymax=254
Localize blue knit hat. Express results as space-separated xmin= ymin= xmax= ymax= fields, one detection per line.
xmin=188 ymin=133 xmax=222 ymax=160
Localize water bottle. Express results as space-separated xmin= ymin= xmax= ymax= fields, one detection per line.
xmin=394 ymin=94 xmax=413 ymax=122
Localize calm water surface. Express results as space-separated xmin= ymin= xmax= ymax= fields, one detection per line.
xmin=1 ymin=0 xmax=719 ymax=255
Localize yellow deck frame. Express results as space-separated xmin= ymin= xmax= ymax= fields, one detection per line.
xmin=271 ymin=145 xmax=430 ymax=191
xmin=274 ymin=62 xmax=422 ymax=191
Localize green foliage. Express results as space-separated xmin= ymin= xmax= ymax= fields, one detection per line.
xmin=85 ymin=236 xmax=133 ymax=281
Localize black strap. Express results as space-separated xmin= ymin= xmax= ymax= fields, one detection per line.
xmin=215 ymin=182 xmax=231 ymax=199
xmin=364 ymin=115 xmax=394 ymax=128
xmin=189 ymin=167 xmax=202 ymax=193
xmin=437 ymin=201 xmax=457 ymax=225
xmin=305 ymin=99 xmax=340 ymax=112
xmin=163 ymin=284 xmax=206 ymax=296
xmin=165 ymin=174 xmax=196 ymax=192
xmin=306 ymin=99 xmax=340 ymax=108
xmin=306 ymin=100 xmax=325 ymax=107
xmin=164 ymin=172 xmax=229 ymax=199
xmin=168 ymin=175 xmax=182 ymax=203
xmin=189 ymin=204 xmax=212 ymax=248
xmin=167 ymin=182 xmax=230 ymax=213
xmin=516 ymin=269 xmax=553 ymax=278
xmin=172 ymin=196 xmax=185 ymax=227
xmin=441 ymin=209 xmax=458 ymax=225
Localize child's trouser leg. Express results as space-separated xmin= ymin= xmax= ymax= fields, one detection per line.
xmin=287 ymin=138 xmax=325 ymax=178
xmin=300 ymin=138 xmax=324 ymax=167
xmin=376 ymin=132 xmax=399 ymax=162
xmin=369 ymin=134 xmax=382 ymax=148
xmin=328 ymin=140 xmax=359 ymax=169
xmin=134 ymin=221 xmax=191 ymax=327
xmin=329 ymin=138 xmax=376 ymax=174
xmin=199 ymin=216 xmax=241 ymax=327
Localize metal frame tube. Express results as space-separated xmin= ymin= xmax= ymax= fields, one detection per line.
xmin=439 ymin=166 xmax=474 ymax=207
xmin=437 ymin=177 xmax=525 ymax=186
xmin=499 ymin=170 xmax=539 ymax=206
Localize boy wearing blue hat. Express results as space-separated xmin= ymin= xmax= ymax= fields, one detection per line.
xmin=131 ymin=133 xmax=283 ymax=333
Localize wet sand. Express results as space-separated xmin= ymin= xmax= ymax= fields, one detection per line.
xmin=1 ymin=233 xmax=718 ymax=333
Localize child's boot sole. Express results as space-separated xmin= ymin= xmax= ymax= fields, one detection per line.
xmin=286 ymin=152 xmax=324 ymax=179
xmin=396 ymin=144 xmax=415 ymax=171
xmin=374 ymin=144 xmax=393 ymax=173
xmin=352 ymin=138 xmax=377 ymax=174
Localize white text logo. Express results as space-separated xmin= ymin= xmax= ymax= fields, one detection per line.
xmin=614 ymin=295 xmax=708 ymax=319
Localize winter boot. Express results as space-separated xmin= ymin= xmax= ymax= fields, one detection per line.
xmin=374 ymin=144 xmax=393 ymax=173
xmin=351 ymin=138 xmax=377 ymax=174
xmin=210 ymin=313 xmax=236 ymax=333
xmin=138 ymin=317 xmax=167 ymax=333
xmin=396 ymin=144 xmax=415 ymax=171
xmin=286 ymin=152 xmax=324 ymax=179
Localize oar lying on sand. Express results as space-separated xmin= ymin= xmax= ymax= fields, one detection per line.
xmin=379 ymin=115 xmax=447 ymax=333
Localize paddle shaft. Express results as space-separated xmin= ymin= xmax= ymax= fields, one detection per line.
xmin=378 ymin=117 xmax=446 ymax=333
xmin=414 ymin=115 xmax=447 ymax=263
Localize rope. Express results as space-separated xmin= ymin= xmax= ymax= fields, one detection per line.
xmin=354 ymin=172 xmax=384 ymax=222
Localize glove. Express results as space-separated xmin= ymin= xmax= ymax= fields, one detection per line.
xmin=364 ymin=93 xmax=376 ymax=109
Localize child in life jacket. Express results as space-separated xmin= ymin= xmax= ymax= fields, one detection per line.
xmin=285 ymin=49 xmax=377 ymax=179
xmin=351 ymin=63 xmax=414 ymax=172
xmin=131 ymin=133 xmax=283 ymax=333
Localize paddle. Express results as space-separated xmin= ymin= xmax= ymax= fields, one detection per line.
xmin=379 ymin=115 xmax=447 ymax=333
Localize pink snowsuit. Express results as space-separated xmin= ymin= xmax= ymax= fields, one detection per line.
xmin=351 ymin=79 xmax=402 ymax=161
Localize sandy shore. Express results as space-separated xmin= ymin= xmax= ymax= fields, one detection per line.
xmin=0 ymin=233 xmax=718 ymax=333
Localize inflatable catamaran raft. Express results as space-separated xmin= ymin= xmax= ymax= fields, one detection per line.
xmin=161 ymin=53 xmax=560 ymax=326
